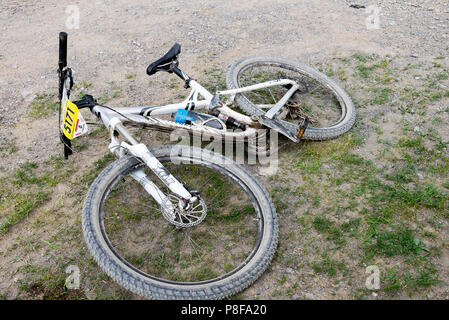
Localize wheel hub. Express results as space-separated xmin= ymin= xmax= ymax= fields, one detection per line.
xmin=161 ymin=194 xmax=207 ymax=228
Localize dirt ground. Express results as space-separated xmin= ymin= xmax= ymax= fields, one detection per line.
xmin=0 ymin=0 xmax=448 ymax=300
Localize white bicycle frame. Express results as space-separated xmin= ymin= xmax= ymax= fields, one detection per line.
xmin=97 ymin=77 xmax=298 ymax=128
xmin=61 ymin=67 xmax=298 ymax=209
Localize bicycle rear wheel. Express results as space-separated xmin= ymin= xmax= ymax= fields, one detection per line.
xmin=226 ymin=56 xmax=355 ymax=140
xmin=82 ymin=145 xmax=278 ymax=299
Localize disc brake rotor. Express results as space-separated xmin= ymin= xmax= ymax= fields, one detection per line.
xmin=161 ymin=194 xmax=207 ymax=228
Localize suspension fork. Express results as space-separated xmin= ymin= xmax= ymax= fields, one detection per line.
xmin=108 ymin=117 xmax=195 ymax=207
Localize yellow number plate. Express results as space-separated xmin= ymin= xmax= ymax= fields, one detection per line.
xmin=62 ymin=100 xmax=79 ymax=140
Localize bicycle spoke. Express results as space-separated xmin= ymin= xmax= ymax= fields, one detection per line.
xmin=100 ymin=160 xmax=263 ymax=283
xmin=268 ymin=88 xmax=277 ymax=104
xmin=236 ymin=64 xmax=344 ymax=128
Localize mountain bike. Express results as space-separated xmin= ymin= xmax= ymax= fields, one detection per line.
xmin=59 ymin=32 xmax=277 ymax=300
xmin=57 ymin=31 xmax=354 ymax=299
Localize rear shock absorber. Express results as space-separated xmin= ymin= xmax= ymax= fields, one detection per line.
xmin=209 ymin=111 xmax=246 ymax=130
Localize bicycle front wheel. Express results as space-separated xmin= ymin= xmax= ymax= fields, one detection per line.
xmin=82 ymin=145 xmax=278 ymax=299
xmin=226 ymin=56 xmax=355 ymax=140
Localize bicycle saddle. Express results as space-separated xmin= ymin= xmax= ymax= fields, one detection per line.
xmin=146 ymin=43 xmax=181 ymax=76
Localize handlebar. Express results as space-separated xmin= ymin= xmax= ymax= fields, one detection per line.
xmin=58 ymin=32 xmax=68 ymax=101
xmin=59 ymin=32 xmax=67 ymax=71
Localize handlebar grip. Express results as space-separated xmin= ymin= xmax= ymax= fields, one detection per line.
xmin=59 ymin=32 xmax=68 ymax=69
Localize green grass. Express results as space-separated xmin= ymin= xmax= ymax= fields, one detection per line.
xmin=370 ymin=87 xmax=392 ymax=105
xmin=27 ymin=94 xmax=59 ymax=119
xmin=352 ymin=53 xmax=374 ymax=63
xmin=365 ymin=228 xmax=425 ymax=257
xmin=0 ymin=139 xmax=17 ymax=156
xmin=0 ymin=190 xmax=50 ymax=234
xmin=0 ymin=157 xmax=76 ymax=234
xmin=371 ymin=183 xmax=448 ymax=211
xmin=312 ymin=252 xmax=346 ymax=276
xmin=434 ymin=70 xmax=448 ymax=80
xmin=383 ymin=260 xmax=439 ymax=294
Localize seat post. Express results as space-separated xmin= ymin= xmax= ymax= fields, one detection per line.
xmin=172 ymin=66 xmax=191 ymax=87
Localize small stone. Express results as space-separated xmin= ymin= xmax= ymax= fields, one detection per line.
xmin=21 ymin=89 xmax=32 ymax=98
xmin=305 ymin=293 xmax=315 ymax=299
xmin=411 ymin=54 xmax=418 ymax=58
xmin=417 ymin=173 xmax=424 ymax=179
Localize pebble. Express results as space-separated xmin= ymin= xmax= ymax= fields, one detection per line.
xmin=21 ymin=89 xmax=33 ymax=99
xmin=304 ymin=293 xmax=315 ymax=299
